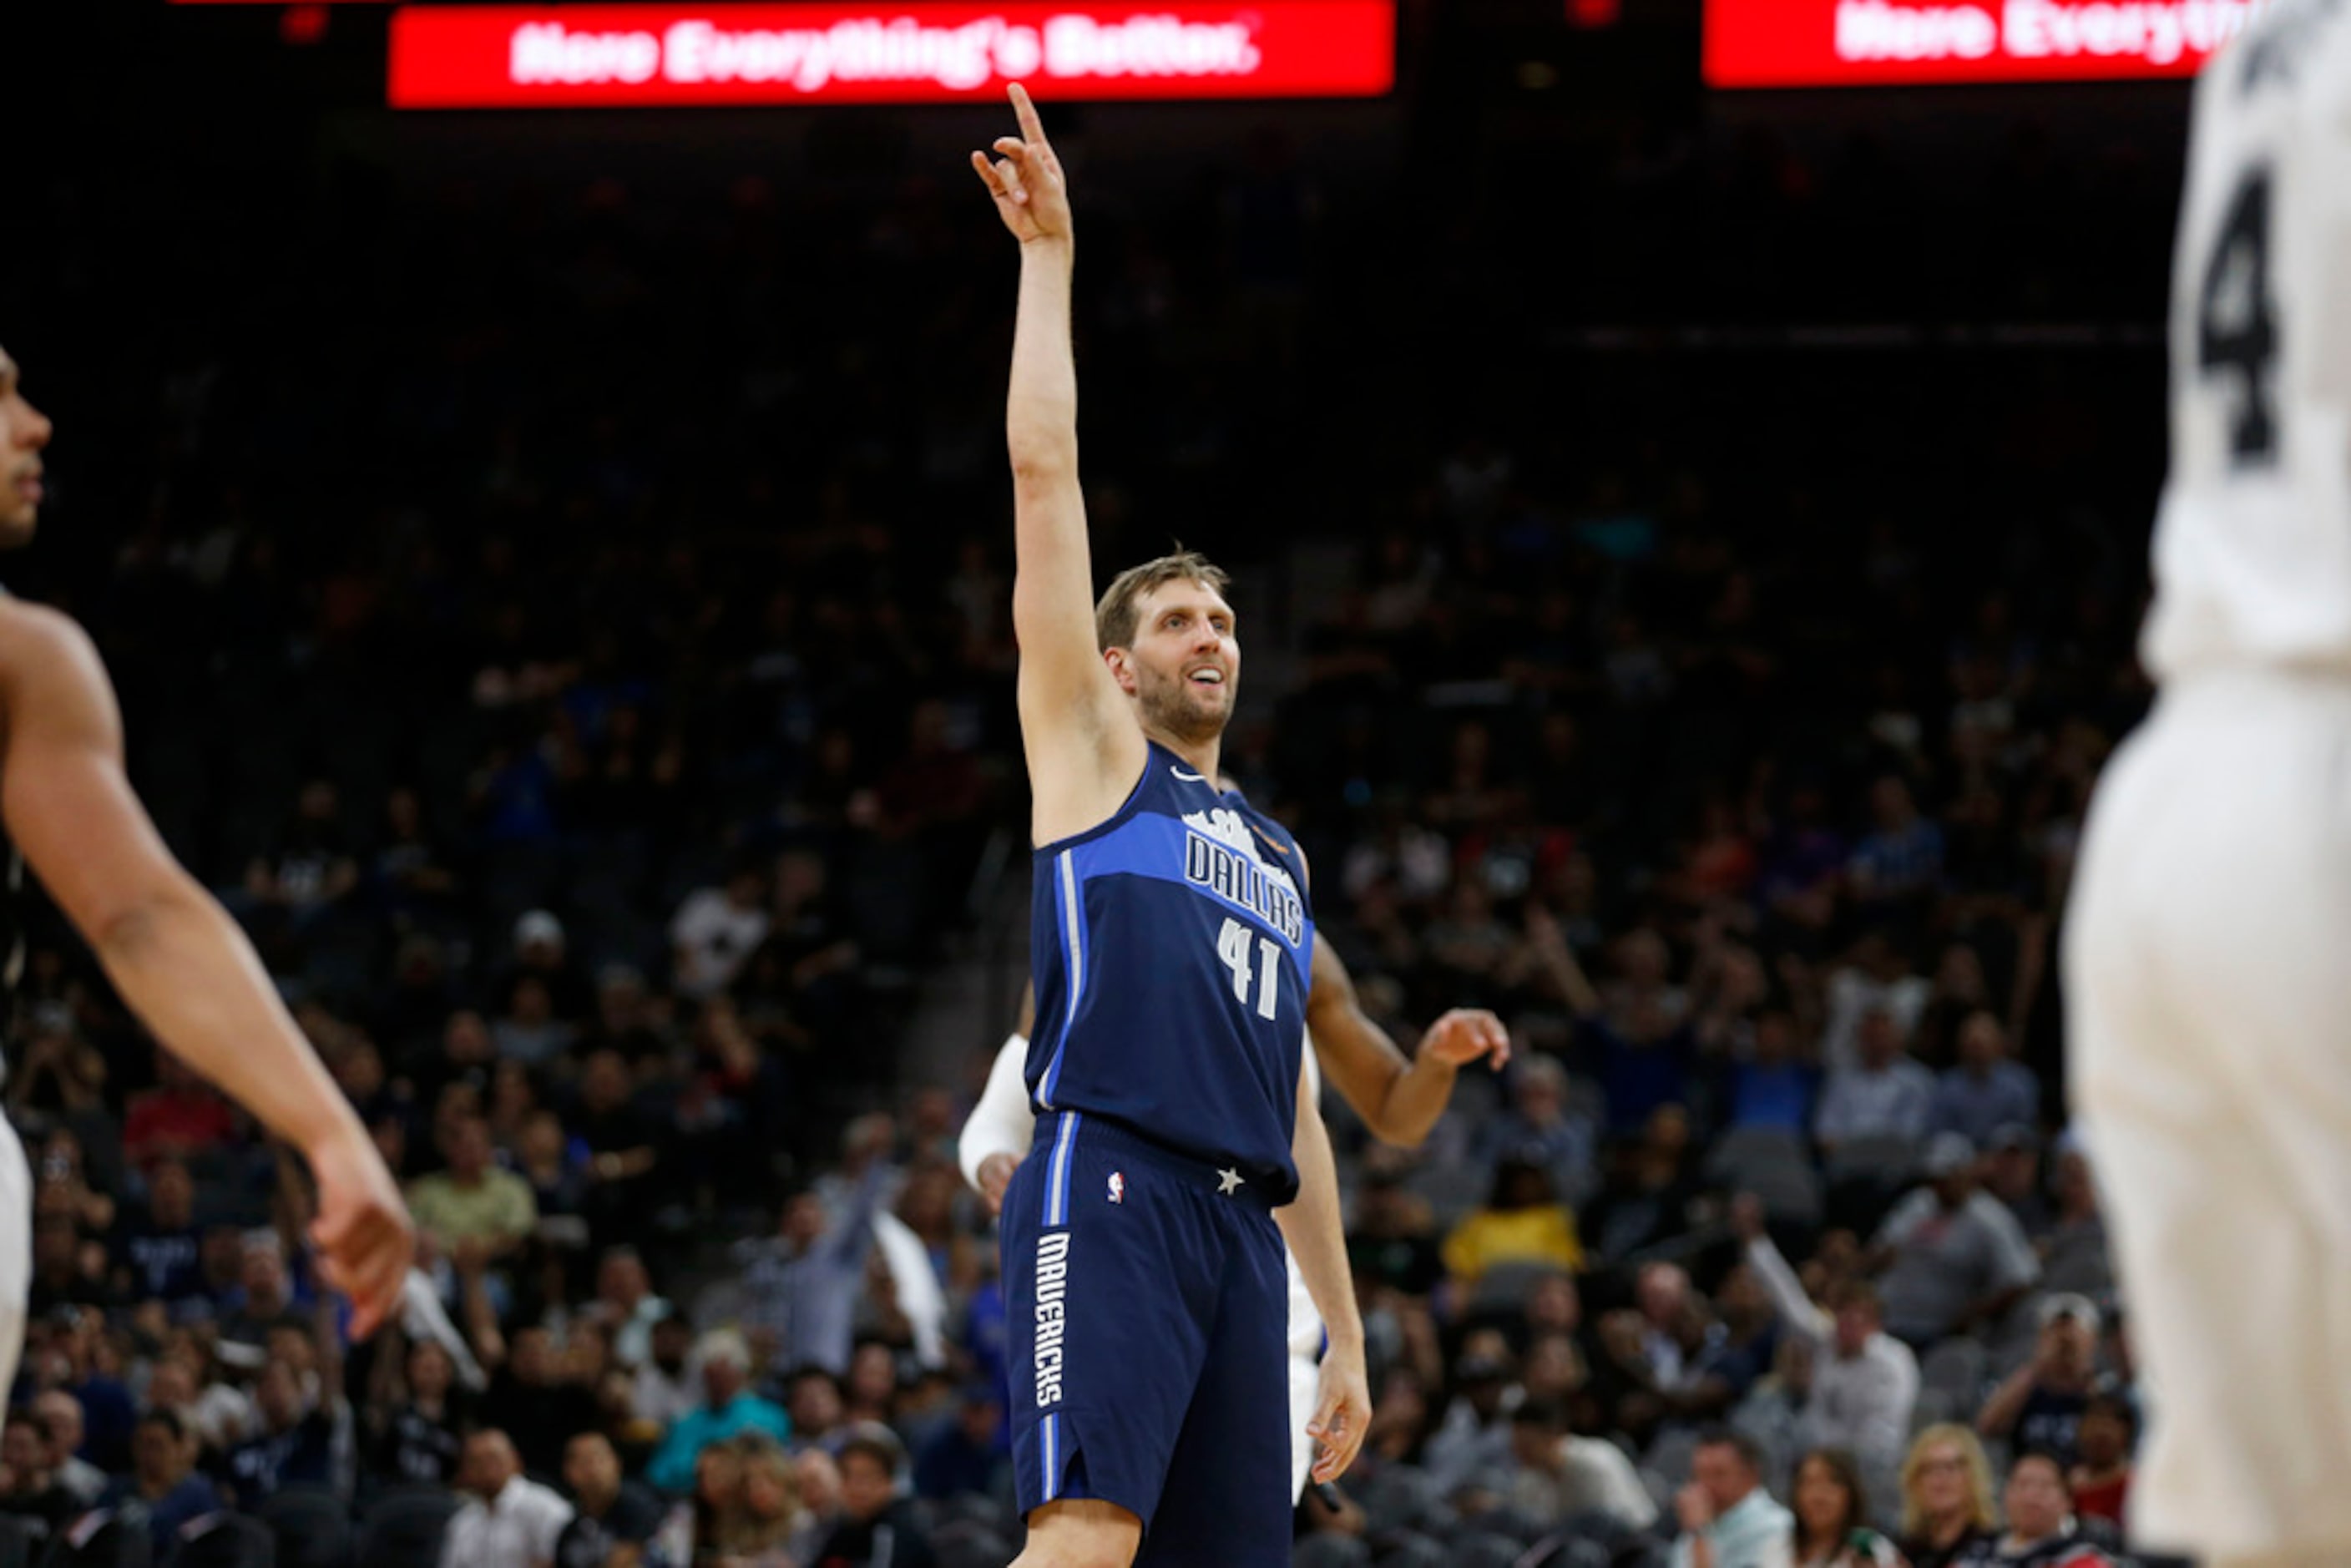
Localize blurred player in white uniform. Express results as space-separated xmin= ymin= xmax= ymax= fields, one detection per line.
xmin=960 ymin=937 xmax=1509 ymax=1500
xmin=2065 ymin=7 xmax=2351 ymax=1564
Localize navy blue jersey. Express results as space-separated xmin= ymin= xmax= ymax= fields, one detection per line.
xmin=1026 ymin=742 xmax=1313 ymax=1202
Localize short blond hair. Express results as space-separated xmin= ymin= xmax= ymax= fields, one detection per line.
xmin=1094 ymin=549 xmax=1231 ymax=652
xmin=1900 ymin=1423 xmax=1999 ymax=1539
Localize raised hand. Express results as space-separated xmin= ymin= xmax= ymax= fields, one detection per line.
xmin=970 ymin=83 xmax=1073 ymax=246
xmin=1418 ymin=1008 xmax=1512 ymax=1071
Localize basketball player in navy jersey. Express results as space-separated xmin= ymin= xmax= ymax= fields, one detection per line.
xmin=972 ymin=88 xmax=1369 ymax=1566
xmin=0 ymin=346 xmax=411 ymax=1382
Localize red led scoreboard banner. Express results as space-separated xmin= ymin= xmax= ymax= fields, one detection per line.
xmin=387 ymin=2 xmax=1395 ymax=106
xmin=1704 ymin=0 xmax=2266 ymax=86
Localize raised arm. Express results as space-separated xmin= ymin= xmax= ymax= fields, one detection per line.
xmin=1307 ymin=934 xmax=1509 ymax=1148
xmin=972 ymin=85 xmax=1146 ymax=843
xmin=0 ymin=601 xmax=411 ymax=1333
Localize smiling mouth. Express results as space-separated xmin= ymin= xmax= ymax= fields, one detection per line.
xmin=1186 ymin=666 xmax=1226 ymax=689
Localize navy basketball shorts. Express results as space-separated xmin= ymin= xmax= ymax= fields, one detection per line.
xmin=1002 ymin=1110 xmax=1292 ymax=1565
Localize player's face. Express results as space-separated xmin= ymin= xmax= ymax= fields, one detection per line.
xmin=0 ymin=350 xmax=53 ymax=547
xmin=1111 ymin=579 xmax=1239 ymax=743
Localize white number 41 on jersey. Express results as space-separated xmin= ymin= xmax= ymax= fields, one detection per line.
xmin=1217 ymin=917 xmax=1281 ymax=1021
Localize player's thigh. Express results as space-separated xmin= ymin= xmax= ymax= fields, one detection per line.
xmin=1139 ymin=1213 xmax=1292 ymax=1567
xmin=1018 ymin=1497 xmax=1142 ymax=1568
xmin=0 ymin=1117 xmax=30 ymax=1396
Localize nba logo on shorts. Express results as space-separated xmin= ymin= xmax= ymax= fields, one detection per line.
xmin=1107 ymin=1171 xmax=1125 ymax=1205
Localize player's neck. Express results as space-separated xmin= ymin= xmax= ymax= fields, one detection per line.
xmin=1145 ymin=726 xmax=1220 ymax=782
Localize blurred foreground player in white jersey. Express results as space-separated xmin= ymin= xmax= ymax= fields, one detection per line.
xmin=960 ymin=949 xmax=1509 ymax=1501
xmin=2065 ymin=8 xmax=2351 ymax=1565
xmin=0 ymin=346 xmax=412 ymax=1384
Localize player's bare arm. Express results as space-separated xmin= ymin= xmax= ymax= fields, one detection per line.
xmin=0 ymin=600 xmax=412 ymax=1333
xmin=1307 ymin=933 xmax=1509 ymax=1149
xmin=1275 ymin=1052 xmax=1370 ymax=1484
xmin=974 ymin=85 xmax=1149 ymax=845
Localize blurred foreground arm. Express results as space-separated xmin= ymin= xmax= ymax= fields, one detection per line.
xmin=0 ymin=601 xmax=411 ymax=1333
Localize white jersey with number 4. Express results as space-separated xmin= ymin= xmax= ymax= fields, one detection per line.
xmin=2144 ymin=0 xmax=2351 ymax=683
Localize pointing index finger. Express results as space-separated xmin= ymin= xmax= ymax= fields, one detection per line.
xmin=1008 ymin=83 xmax=1049 ymax=149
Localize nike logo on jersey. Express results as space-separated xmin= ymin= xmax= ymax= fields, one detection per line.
xmin=1171 ymin=767 xmax=1208 ymax=782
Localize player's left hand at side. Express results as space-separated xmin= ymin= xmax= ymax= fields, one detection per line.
xmin=1306 ymin=1347 xmax=1372 ymax=1484
xmin=1418 ymin=1008 xmax=1511 ymax=1070
xmin=306 ymin=1124 xmax=416 ymax=1338
xmin=969 ymin=83 xmax=1074 ymax=248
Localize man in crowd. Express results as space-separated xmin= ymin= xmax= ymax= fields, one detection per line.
xmin=645 ymin=1331 xmax=790 ymax=1494
xmin=218 ymin=1357 xmax=338 ymax=1507
xmin=407 ymin=1116 xmax=537 ymax=1281
xmin=34 ymin=1392 xmax=105 ymax=1505
xmin=1671 ymin=1429 xmax=1793 ymax=1568
xmin=442 ymin=1430 xmax=574 ymax=1568
xmin=1975 ymin=1295 xmax=2105 ymax=1466
xmin=554 ymin=1434 xmax=664 ymax=1568
xmin=1929 ymin=1013 xmax=2038 ymax=1149
xmin=103 ymin=1411 xmax=223 ymax=1565
xmin=810 ymin=1426 xmax=935 ymax=1568
xmin=1870 ymin=1134 xmax=2038 ymax=1346
xmin=1733 ymin=1195 xmax=1918 ymax=1480
xmin=1813 ymin=1006 xmax=1934 ymax=1154
xmin=0 ymin=1409 xmax=78 ymax=1530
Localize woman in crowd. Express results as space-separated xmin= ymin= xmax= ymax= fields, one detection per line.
xmin=364 ymin=1336 xmax=468 ymax=1486
xmin=1790 ymin=1448 xmax=1901 ymax=1567
xmin=1898 ymin=1424 xmax=2000 ymax=1568
xmin=712 ymin=1434 xmax=803 ymax=1568
xmin=1442 ymin=1154 xmax=1585 ymax=1288
xmin=1957 ymin=1451 xmax=2112 ymax=1568
xmin=2065 ymin=1395 xmax=2133 ymax=1534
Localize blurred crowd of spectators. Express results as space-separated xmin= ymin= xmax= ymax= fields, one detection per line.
xmin=0 ymin=59 xmax=2187 ymax=1568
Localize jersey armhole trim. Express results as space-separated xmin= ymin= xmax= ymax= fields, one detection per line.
xmin=1031 ymin=743 xmax=1161 ymax=857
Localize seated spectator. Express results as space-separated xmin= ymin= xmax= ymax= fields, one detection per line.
xmin=442 ymin=1430 xmax=575 ymax=1568
xmin=1975 ymin=1295 xmax=2102 ymax=1466
xmin=912 ymin=1383 xmax=1005 ymax=1504
xmin=28 ymin=1217 xmax=109 ymax=1319
xmin=407 ymin=1115 xmax=538 ymax=1280
xmin=631 ymin=1315 xmax=697 ymax=1438
xmin=554 ymin=1434 xmax=664 ymax=1568
xmin=1813 ymin=1007 xmax=1933 ymax=1154
xmin=1870 ymin=1135 xmax=2037 ymax=1346
xmin=670 ymin=865 xmax=771 ymax=1002
xmin=2037 ymin=1141 xmax=2111 ymax=1300
xmin=1979 ymin=1125 xmax=2050 ymax=1237
xmin=711 ymin=1434 xmax=806 ymax=1568
xmin=645 ymin=1333 xmax=791 ymax=1495
xmin=123 ymin=1055 xmax=238 ymax=1170
xmin=1788 ymin=1448 xmax=1899 ymax=1567
xmin=1671 ymin=1427 xmax=1795 ymax=1568
xmin=1345 ymin=1166 xmax=1445 ymax=1298
xmin=1580 ymin=1104 xmax=1702 ymax=1266
xmin=33 ymin=1391 xmax=107 ymax=1505
xmin=220 ymin=1232 xmax=306 ymax=1359
xmin=1504 ymin=1396 xmax=1656 ymax=1533
xmin=113 ymin=1158 xmax=205 ymax=1305
xmin=217 ymin=1357 xmax=337 ymax=1506
xmin=1477 ymin=1055 xmax=1599 ymax=1210
xmin=1734 ymin=1196 xmax=1917 ymax=1478
xmin=1723 ymin=1010 xmax=1818 ymax=1136
xmin=1819 ymin=937 xmax=1929 ymax=1076
xmin=1954 ymin=1452 xmax=2111 ymax=1567
xmin=480 ymin=1327 xmax=600 ymax=1482
xmin=1928 ymin=1014 xmax=2037 ymax=1150
xmin=367 ymin=1336 xmax=469 ymax=1486
xmin=809 ymin=1425 xmax=934 ymax=1568
xmin=493 ymin=978 xmax=577 ymax=1068
xmin=569 ymin=1051 xmax=662 ymax=1250
xmin=1898 ymin=1425 xmax=1998 ymax=1568
xmin=2065 ymin=1395 xmax=2134 ymax=1533
xmin=1423 ymin=1332 xmax=1518 ymax=1496
xmin=650 ymin=1441 xmax=741 ymax=1568
xmin=1846 ymin=776 xmax=1943 ymax=928
xmin=583 ymin=1248 xmax=671 ymax=1372
xmin=1441 ymin=1155 xmax=1585 ymax=1288
xmin=0 ymin=1409 xmax=79 ymax=1531
xmin=784 ymin=1368 xmax=846 ymax=1454
xmin=102 ymin=1410 xmax=222 ymax=1566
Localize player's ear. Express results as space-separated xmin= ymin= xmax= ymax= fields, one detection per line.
xmin=1103 ymin=646 xmax=1137 ymax=695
